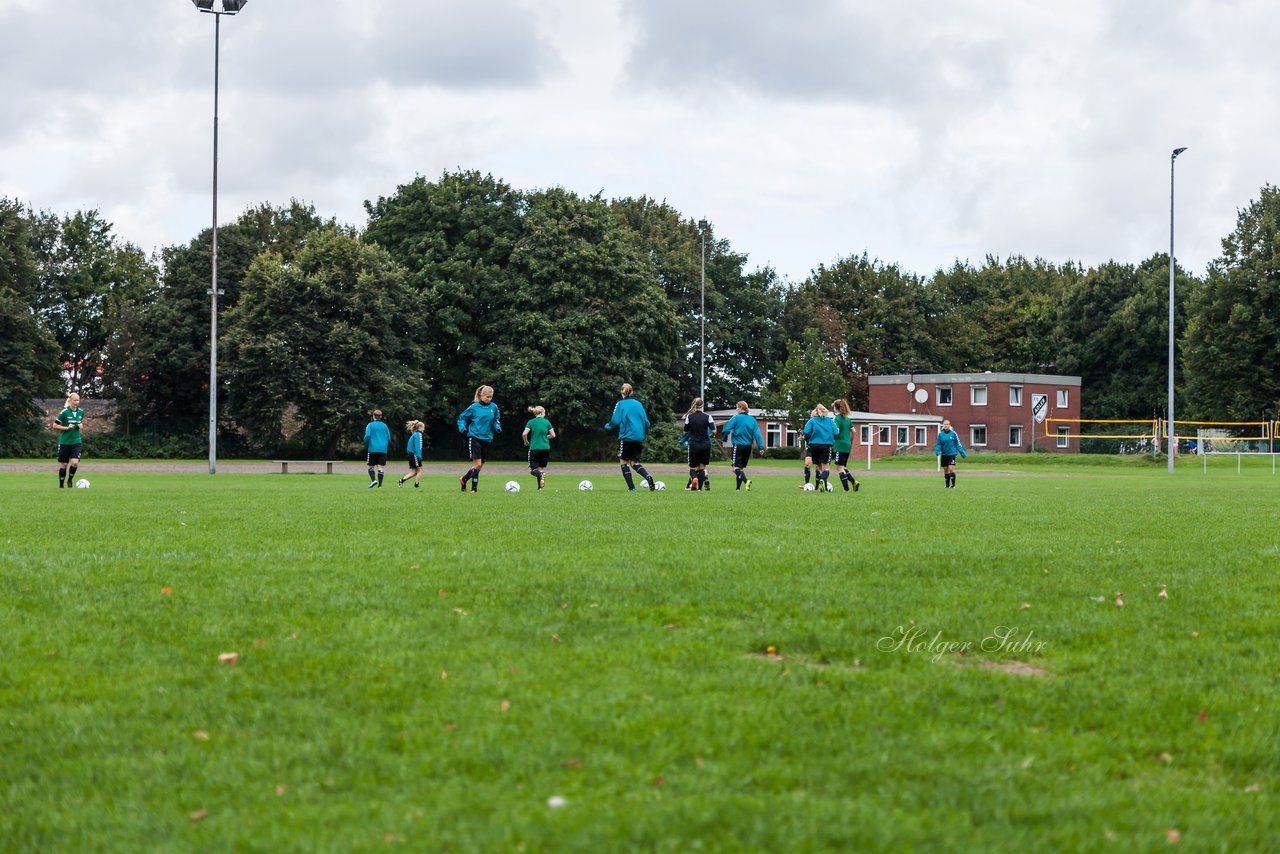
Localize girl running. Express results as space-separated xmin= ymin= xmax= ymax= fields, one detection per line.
xmin=831 ymin=399 xmax=860 ymax=492
xmin=522 ymin=406 xmax=556 ymax=490
xmin=398 ymin=420 xmax=425 ymax=488
xmin=802 ymin=403 xmax=837 ymax=492
xmin=722 ymin=401 xmax=764 ymax=491
xmin=604 ymin=383 xmax=655 ymax=492
xmin=683 ymin=398 xmax=716 ymax=491
xmin=457 ymin=385 xmax=501 ymax=492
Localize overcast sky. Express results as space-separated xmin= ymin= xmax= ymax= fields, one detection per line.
xmin=1 ymin=0 xmax=1275 ymax=283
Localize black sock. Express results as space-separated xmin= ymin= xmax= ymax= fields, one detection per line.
xmin=804 ymin=466 xmax=811 ymax=484
xmin=633 ymin=464 xmax=652 ymax=484
xmin=377 ymin=471 xmax=383 ymax=486
xmin=472 ymin=470 xmax=479 ymax=490
xmin=368 ymin=467 xmax=377 ymax=482
xmin=622 ymin=465 xmax=635 ymax=489
xmin=734 ymin=468 xmax=743 ymax=489
xmin=59 ymin=467 xmax=67 ymax=487
xmin=702 ymin=471 xmax=710 ymax=491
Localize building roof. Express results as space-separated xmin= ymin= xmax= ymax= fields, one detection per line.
xmin=706 ymin=408 xmax=941 ymax=425
xmin=869 ymin=372 xmax=1081 ymax=386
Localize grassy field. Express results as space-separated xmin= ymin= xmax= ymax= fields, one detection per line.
xmin=2 ymin=465 xmax=1278 ymax=851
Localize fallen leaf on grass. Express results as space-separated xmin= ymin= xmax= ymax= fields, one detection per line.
xmin=275 ymin=785 xmax=286 ymax=797
xmin=252 ymin=639 xmax=267 ymax=649
xmin=217 ymin=652 xmax=239 ymax=666
xmin=44 ymin=650 xmax=57 ymax=658
xmin=1158 ymin=585 xmax=1169 ymax=600
xmin=452 ymin=608 xmax=468 ymax=616
xmin=653 ymin=776 xmax=666 ymax=788
xmin=560 ymin=602 xmax=569 ymax=609
xmin=506 ymin=667 xmax=518 ymax=676
xmin=382 ymin=832 xmax=404 ymax=845
xmin=1197 ymin=710 xmax=1208 ymax=725
xmin=1190 ymin=631 xmax=1199 ymax=638
xmin=1244 ymin=783 xmax=1261 ymax=793
xmin=551 ymin=634 xmax=561 ymax=644
xmin=436 ymin=589 xmax=447 ymax=598
xmin=161 ymin=587 xmax=174 ymax=596
xmin=1020 ymin=603 xmax=1032 ymax=611
xmin=1157 ymin=752 xmax=1173 ymax=764
xmin=1165 ymin=828 xmax=1182 ymax=844
xmin=443 ymin=722 xmax=457 ymax=731
xmin=1114 ymin=592 xmax=1125 ymax=608
xmin=766 ymin=645 xmax=777 ymax=655
xmin=500 ymin=699 xmax=511 ymax=713
xmin=440 ymin=670 xmax=448 ymax=681
xmin=664 ymin=624 xmax=678 ymax=630
xmin=870 ymin=528 xmax=877 ymax=536
xmin=189 ymin=809 xmax=209 ymax=823
xmin=192 ymin=731 xmax=209 ymax=741
xmin=561 ymin=758 xmax=583 ymax=768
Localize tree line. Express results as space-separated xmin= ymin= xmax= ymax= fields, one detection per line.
xmin=2 ymin=173 xmax=1278 ymax=459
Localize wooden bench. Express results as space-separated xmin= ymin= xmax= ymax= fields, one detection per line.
xmin=274 ymin=460 xmax=338 ymax=474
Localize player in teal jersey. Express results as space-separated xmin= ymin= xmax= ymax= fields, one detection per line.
xmin=722 ymin=400 xmax=765 ymax=491
xmin=457 ymin=385 xmax=501 ymax=492
xmin=398 ymin=419 xmax=425 ymax=488
xmin=522 ymin=406 xmax=557 ymax=490
xmin=53 ymin=392 xmax=86 ymax=489
xmin=363 ymin=409 xmax=392 ymax=488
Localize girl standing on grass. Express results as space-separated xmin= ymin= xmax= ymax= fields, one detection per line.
xmin=934 ymin=418 xmax=966 ymax=488
xmin=831 ymin=399 xmax=859 ymax=493
xmin=802 ymin=404 xmax=837 ymax=492
xmin=683 ymin=398 xmax=716 ymax=491
xmin=53 ymin=392 xmax=85 ymax=489
xmin=457 ymin=385 xmax=501 ymax=493
xmin=522 ymin=406 xmax=556 ymax=490
xmin=398 ymin=420 xmax=425 ymax=489
xmin=722 ymin=401 xmax=764 ymax=491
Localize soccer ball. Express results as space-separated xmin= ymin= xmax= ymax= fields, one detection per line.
xmin=75 ymin=478 xmax=90 ymax=489
xmin=653 ymin=481 xmax=666 ymax=491
xmin=825 ymin=481 xmax=834 ymax=492
xmin=578 ymin=480 xmax=593 ymax=491
xmin=504 ymin=480 xmax=521 ymax=493
xmin=802 ymin=483 xmax=815 ymax=492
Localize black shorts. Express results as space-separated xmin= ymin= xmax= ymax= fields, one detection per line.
xmin=833 ymin=451 xmax=850 ymax=467
xmin=731 ymin=445 xmax=752 ymax=469
xmin=406 ymin=453 xmax=422 ymax=469
xmin=619 ymin=440 xmax=644 ymax=462
xmin=466 ymin=437 xmax=488 ymax=461
xmin=528 ymin=448 xmax=550 ymax=470
xmin=57 ymin=443 xmax=82 ymax=464
xmin=809 ymin=444 xmax=832 ymax=465
xmin=367 ymin=452 xmax=388 ymax=467
xmin=687 ymin=445 xmax=711 ymax=467
xmin=940 ymin=455 xmax=956 ymax=467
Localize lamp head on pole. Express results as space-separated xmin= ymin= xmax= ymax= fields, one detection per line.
xmin=192 ymin=0 xmax=247 ymax=12
xmin=1172 ymin=146 xmax=1188 ymax=159
xmin=697 ymin=219 xmax=708 ymax=232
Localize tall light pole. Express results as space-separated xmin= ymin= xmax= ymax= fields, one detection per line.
xmin=698 ymin=219 xmax=708 ymax=403
xmin=1168 ymin=146 xmax=1187 ymax=474
xmin=193 ymin=0 xmax=247 ymax=474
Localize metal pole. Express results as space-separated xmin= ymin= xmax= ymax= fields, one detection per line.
xmin=1167 ymin=147 xmax=1186 ymax=474
xmin=208 ymin=11 xmax=221 ymax=475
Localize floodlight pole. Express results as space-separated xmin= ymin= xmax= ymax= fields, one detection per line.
xmin=195 ymin=1 xmax=245 ymax=474
xmin=698 ymin=219 xmax=709 ymax=403
xmin=1168 ymin=147 xmax=1187 ymax=475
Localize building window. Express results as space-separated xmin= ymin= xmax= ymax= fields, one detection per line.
xmin=897 ymin=426 xmax=908 ymax=445
xmin=1057 ymin=426 xmax=1069 ymax=448
xmin=1056 ymin=389 xmax=1069 ymax=408
xmin=860 ymin=425 xmax=871 ymax=445
xmin=766 ymin=423 xmax=781 ymax=448
xmin=914 ymin=426 xmax=927 ymax=446
xmin=878 ymin=426 xmax=891 ymax=445
xmin=971 ymin=425 xmax=987 ymax=447
xmin=787 ymin=427 xmax=798 ymax=447
xmin=1009 ymin=425 xmax=1023 ymax=447
xmin=1010 ymin=385 xmax=1023 ymax=406
xmin=971 ymin=385 xmax=987 ymax=406
xmin=938 ymin=385 xmax=953 ymax=406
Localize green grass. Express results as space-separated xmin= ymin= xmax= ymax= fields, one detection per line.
xmin=2 ymin=467 xmax=1279 ymax=851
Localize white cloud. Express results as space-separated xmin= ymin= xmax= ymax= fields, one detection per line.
xmin=1 ymin=0 xmax=1276 ymax=281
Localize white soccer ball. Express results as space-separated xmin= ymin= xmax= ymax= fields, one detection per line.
xmin=75 ymin=478 xmax=90 ymax=489
xmin=504 ymin=480 xmax=521 ymax=493
xmin=825 ymin=481 xmax=834 ymax=492
xmin=653 ymin=481 xmax=666 ymax=491
xmin=802 ymin=483 xmax=815 ymax=492
xmin=578 ymin=480 xmax=593 ymax=491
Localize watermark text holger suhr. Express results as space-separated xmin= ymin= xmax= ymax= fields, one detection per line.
xmin=877 ymin=625 xmax=1047 ymax=663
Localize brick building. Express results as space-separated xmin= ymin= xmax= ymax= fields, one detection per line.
xmin=867 ymin=372 xmax=1082 ymax=455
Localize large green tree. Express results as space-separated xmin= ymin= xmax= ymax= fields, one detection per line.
xmin=222 ymin=227 xmax=431 ymax=454
xmin=28 ymin=209 xmax=155 ymax=396
xmin=611 ymin=197 xmax=786 ymax=408
xmin=765 ymin=328 xmax=848 ymax=431
xmin=0 ymin=199 xmax=59 ymax=436
xmin=1056 ymin=256 xmax=1196 ymax=421
xmin=1183 ymin=185 xmax=1280 ymax=421
xmin=137 ymin=202 xmax=329 ymax=433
